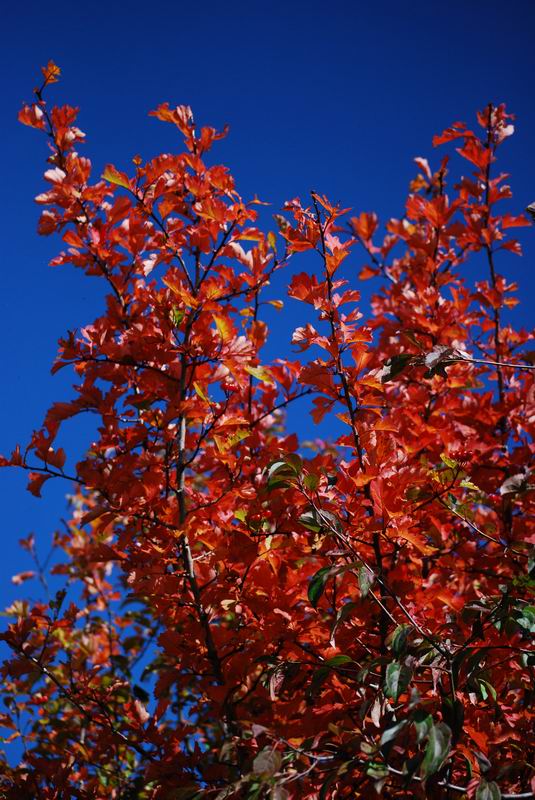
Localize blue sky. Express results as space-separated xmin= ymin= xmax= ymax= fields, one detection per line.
xmin=1 ymin=0 xmax=534 ymax=617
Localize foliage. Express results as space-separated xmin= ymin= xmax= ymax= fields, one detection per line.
xmin=0 ymin=62 xmax=534 ymax=799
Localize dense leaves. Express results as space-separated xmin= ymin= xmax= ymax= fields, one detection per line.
xmin=0 ymin=64 xmax=534 ymax=799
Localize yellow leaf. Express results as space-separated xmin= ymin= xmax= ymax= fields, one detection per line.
xmin=214 ymin=315 xmax=232 ymax=341
xmin=102 ymin=165 xmax=131 ymax=190
xmin=214 ymin=429 xmax=250 ymax=452
xmin=268 ymin=231 xmax=277 ymax=252
xmin=245 ymin=365 xmax=274 ymax=384
xmin=227 ymin=429 xmax=250 ymax=448
xmin=193 ymin=382 xmax=211 ymax=403
xmin=267 ymin=299 xmax=284 ymax=310
xmin=205 ymin=285 xmax=224 ymax=300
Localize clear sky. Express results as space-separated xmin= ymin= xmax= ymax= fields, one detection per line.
xmin=1 ymin=0 xmax=534 ymax=621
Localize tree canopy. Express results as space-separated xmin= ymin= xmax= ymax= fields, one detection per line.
xmin=1 ymin=62 xmax=534 ymax=800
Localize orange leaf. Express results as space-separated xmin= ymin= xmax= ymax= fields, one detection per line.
xmin=41 ymin=60 xmax=61 ymax=84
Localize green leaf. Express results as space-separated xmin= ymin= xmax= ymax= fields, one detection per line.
xmin=267 ymin=460 xmax=286 ymax=476
xmin=329 ymin=601 xmax=357 ymax=646
xmin=391 ymin=624 xmax=412 ymax=657
xmin=299 ymin=507 xmax=341 ymax=534
xmin=384 ymin=662 xmax=412 ymax=702
xmin=420 ymin=722 xmax=451 ymax=779
xmin=326 ymin=654 xmax=353 ymax=667
xmin=380 ymin=719 xmax=407 ymax=746
xmin=170 ymin=307 xmax=184 ymax=326
xmin=308 ymin=566 xmax=334 ymax=608
xmin=358 ymin=565 xmax=375 ymax=598
xmin=266 ymin=459 xmax=297 ymax=490
xmin=517 ymin=605 xmax=535 ymax=633
xmin=413 ymin=710 xmax=433 ymax=743
xmin=440 ymin=453 xmax=458 ymax=470
xmin=267 ymin=460 xmax=289 ymax=478
xmin=299 ymin=510 xmax=322 ymax=533
xmin=285 ymin=453 xmax=303 ymax=473
xmin=476 ymin=779 xmax=501 ymax=800
xmin=317 ymin=509 xmax=342 ymax=533
xmin=478 ymin=679 xmax=497 ymax=702
xmin=303 ymin=473 xmax=319 ymax=491
xmin=366 ymin=763 xmax=389 ymax=779
xmin=308 ymin=666 xmax=330 ymax=697
xmin=441 ymin=696 xmax=464 ymax=742
xmin=460 ymin=478 xmax=480 ymax=491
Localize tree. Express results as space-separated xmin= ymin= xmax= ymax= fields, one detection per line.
xmin=0 ymin=61 xmax=533 ymax=800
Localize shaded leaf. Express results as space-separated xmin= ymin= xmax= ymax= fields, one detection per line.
xmin=421 ymin=722 xmax=452 ymax=778
xmin=329 ymin=601 xmax=357 ymax=646
xmin=385 ymin=662 xmax=412 ymax=702
xmin=391 ymin=624 xmax=412 ymax=657
xmin=358 ymin=565 xmax=375 ymax=598
xmin=476 ymin=779 xmax=501 ymax=800
xmin=413 ymin=710 xmax=433 ymax=744
xmin=252 ymin=747 xmax=281 ymax=776
xmin=380 ymin=719 xmax=407 ymax=746
xmin=381 ymin=353 xmax=413 ymax=383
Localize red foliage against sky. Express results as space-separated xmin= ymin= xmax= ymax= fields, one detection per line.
xmin=1 ymin=62 xmax=534 ymax=799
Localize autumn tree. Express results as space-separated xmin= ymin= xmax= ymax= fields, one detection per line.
xmin=0 ymin=62 xmax=533 ymax=800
